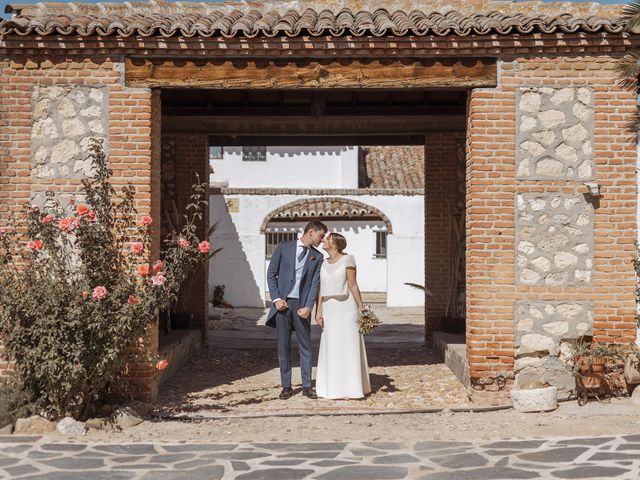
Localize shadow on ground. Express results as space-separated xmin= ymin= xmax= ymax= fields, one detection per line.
xmin=153 ymin=310 xmax=468 ymax=419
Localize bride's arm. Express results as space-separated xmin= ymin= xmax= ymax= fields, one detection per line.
xmin=315 ymin=283 xmax=324 ymax=327
xmin=346 ymin=267 xmax=364 ymax=312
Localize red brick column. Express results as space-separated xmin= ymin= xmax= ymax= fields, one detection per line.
xmin=0 ymin=57 xmax=163 ymax=399
xmin=424 ymin=132 xmax=466 ymax=344
xmin=466 ymin=56 xmax=638 ymax=390
xmin=168 ymin=133 xmax=210 ymax=339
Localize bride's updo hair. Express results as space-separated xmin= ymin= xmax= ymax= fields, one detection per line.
xmin=330 ymin=233 xmax=347 ymax=254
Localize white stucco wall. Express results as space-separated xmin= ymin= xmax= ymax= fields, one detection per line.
xmin=209 ymin=194 xmax=424 ymax=308
xmin=265 ymin=220 xmax=388 ymax=294
xmin=210 ymin=146 xmax=359 ymax=188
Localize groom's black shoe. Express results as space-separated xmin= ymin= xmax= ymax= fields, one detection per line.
xmin=302 ymin=387 xmax=318 ymax=399
xmin=279 ymin=387 xmax=294 ymax=400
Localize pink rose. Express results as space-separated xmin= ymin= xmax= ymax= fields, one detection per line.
xmin=75 ymin=204 xmax=90 ymax=217
xmin=69 ymin=199 xmax=75 ymax=206
xmin=141 ymin=215 xmax=153 ymax=226
xmin=82 ymin=290 xmax=89 ymax=299
xmin=92 ymin=286 xmax=107 ymax=300
xmin=156 ymin=359 xmax=168 ymax=370
xmin=26 ymin=240 xmax=43 ymax=251
xmin=87 ymin=211 xmax=96 ymax=221
xmin=127 ymin=294 xmax=139 ymax=305
xmin=137 ymin=264 xmax=150 ymax=276
xmin=41 ymin=215 xmax=54 ymax=224
xmin=152 ymin=260 xmax=164 ymax=273
xmin=152 ymin=273 xmax=166 ymax=287
xmin=59 ymin=217 xmax=79 ymax=232
xmin=198 ymin=241 xmax=210 ymax=254
xmin=131 ymin=242 xmax=144 ymax=255
xmin=178 ymin=238 xmax=190 ymax=249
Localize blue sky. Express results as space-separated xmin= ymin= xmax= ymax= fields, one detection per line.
xmin=0 ymin=0 xmax=631 ymax=19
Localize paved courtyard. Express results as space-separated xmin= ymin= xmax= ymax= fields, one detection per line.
xmin=1 ymin=435 xmax=640 ymax=479
xmin=154 ymin=306 xmax=470 ymax=419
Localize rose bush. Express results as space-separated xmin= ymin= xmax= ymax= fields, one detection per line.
xmin=0 ymin=140 xmax=210 ymax=419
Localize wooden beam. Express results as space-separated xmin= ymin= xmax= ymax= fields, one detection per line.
xmin=162 ymin=115 xmax=466 ymax=135
xmin=125 ymin=58 xmax=497 ymax=89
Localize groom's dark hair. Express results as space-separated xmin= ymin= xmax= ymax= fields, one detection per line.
xmin=304 ymin=220 xmax=328 ymax=234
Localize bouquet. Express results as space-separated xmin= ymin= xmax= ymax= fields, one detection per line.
xmin=358 ymin=304 xmax=381 ymax=335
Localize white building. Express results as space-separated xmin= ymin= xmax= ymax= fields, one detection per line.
xmin=208 ymin=145 xmax=424 ymax=308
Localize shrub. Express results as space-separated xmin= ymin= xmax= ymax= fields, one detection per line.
xmin=0 ymin=140 xmax=210 ymax=419
xmin=0 ymin=378 xmax=34 ymax=427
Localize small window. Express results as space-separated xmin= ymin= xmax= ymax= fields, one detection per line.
xmin=242 ymin=146 xmax=267 ymax=162
xmin=375 ymin=231 xmax=387 ymax=258
xmin=266 ymin=229 xmax=301 ymax=258
xmin=209 ymin=146 xmax=223 ymax=160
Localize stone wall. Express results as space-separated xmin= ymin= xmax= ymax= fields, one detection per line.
xmin=515 ymin=301 xmax=593 ymax=393
xmin=31 ymin=85 xmax=108 ymax=180
xmin=516 ymin=86 xmax=594 ymax=181
xmin=466 ymin=55 xmax=637 ymax=390
xmin=516 ymin=193 xmax=594 ymax=287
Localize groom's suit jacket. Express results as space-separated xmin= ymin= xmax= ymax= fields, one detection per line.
xmin=266 ymin=240 xmax=323 ymax=328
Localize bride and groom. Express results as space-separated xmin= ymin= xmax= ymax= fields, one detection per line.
xmin=266 ymin=220 xmax=371 ymax=400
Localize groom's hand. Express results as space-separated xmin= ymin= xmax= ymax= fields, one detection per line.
xmin=297 ymin=307 xmax=311 ymax=319
xmin=275 ymin=300 xmax=288 ymax=311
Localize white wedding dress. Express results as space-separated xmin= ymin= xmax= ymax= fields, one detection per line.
xmin=316 ymin=254 xmax=371 ymax=399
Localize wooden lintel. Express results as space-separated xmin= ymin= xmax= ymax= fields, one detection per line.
xmin=125 ymin=57 xmax=497 ymax=89
xmin=162 ymin=115 xmax=466 ymax=135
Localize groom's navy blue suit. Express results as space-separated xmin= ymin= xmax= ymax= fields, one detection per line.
xmin=266 ymin=240 xmax=323 ymax=389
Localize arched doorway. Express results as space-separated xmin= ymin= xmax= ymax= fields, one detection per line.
xmin=261 ymin=197 xmax=397 ymax=306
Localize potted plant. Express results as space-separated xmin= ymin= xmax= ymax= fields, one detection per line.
xmin=569 ymin=338 xmax=625 ymax=402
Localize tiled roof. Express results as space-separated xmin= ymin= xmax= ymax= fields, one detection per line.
xmin=361 ymin=146 xmax=424 ymax=190
xmin=261 ymin=196 xmax=393 ymax=232
xmin=1 ymin=0 xmax=625 ymax=38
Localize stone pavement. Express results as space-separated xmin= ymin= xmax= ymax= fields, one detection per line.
xmin=151 ymin=305 xmax=473 ymax=419
xmin=2 ymin=435 xmax=640 ymax=479
xmin=155 ymin=345 xmax=470 ymax=419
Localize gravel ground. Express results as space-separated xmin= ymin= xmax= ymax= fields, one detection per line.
xmin=60 ymin=307 xmax=640 ymax=444
xmin=77 ymin=397 xmax=640 ymax=444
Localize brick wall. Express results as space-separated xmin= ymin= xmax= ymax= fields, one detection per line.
xmin=425 ymin=132 xmax=467 ymax=342
xmin=0 ymin=56 xmax=162 ymax=399
xmin=466 ymin=55 xmax=637 ymax=389
xmin=161 ymin=133 xmax=210 ymax=337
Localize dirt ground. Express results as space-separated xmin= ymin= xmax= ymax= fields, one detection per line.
xmin=61 ymin=307 xmax=640 ymax=443
xmin=79 ymin=398 xmax=640 ymax=444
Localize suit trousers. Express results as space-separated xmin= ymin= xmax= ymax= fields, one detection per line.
xmin=275 ymin=297 xmax=312 ymax=388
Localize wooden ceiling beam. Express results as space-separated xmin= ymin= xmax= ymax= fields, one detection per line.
xmin=162 ymin=115 xmax=466 ymax=135
xmin=125 ymin=57 xmax=497 ymax=89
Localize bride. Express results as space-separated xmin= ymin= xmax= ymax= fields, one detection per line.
xmin=315 ymin=232 xmax=371 ymax=399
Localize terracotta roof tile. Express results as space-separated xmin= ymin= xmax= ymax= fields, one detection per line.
xmin=361 ymin=146 xmax=424 ymax=190
xmin=262 ymin=196 xmax=394 ymax=232
xmin=0 ymin=0 xmax=625 ymax=38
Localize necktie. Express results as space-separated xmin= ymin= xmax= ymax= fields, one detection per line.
xmin=297 ymin=246 xmax=309 ymax=262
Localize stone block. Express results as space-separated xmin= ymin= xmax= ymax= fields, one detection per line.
xmin=516 ymin=193 xmax=593 ymax=286
xmin=516 ymin=86 xmax=594 ymax=180
xmin=515 ymin=301 xmax=592 ymax=393
xmin=14 ymin=416 xmax=55 ymax=435
xmin=511 ymin=386 xmax=558 ymax=412
xmin=31 ymin=85 xmax=108 ymax=179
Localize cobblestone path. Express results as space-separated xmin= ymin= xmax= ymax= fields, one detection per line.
xmin=2 ymin=435 xmax=640 ymax=479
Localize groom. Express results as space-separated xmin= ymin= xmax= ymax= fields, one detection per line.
xmin=266 ymin=220 xmax=327 ymax=400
